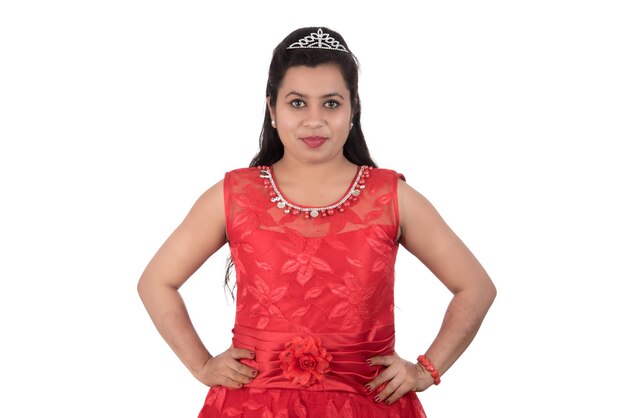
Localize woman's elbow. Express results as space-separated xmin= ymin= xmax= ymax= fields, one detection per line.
xmin=483 ymin=278 xmax=497 ymax=306
xmin=137 ymin=273 xmax=156 ymax=301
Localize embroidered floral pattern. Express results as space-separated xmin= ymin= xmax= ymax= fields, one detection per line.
xmin=204 ymin=168 xmax=428 ymax=418
xmin=230 ymin=184 xmax=277 ymax=239
xmin=326 ymin=399 xmax=355 ymax=417
xmin=279 ymin=334 xmax=332 ymax=386
xmin=327 ymin=272 xmax=378 ymax=330
xmin=278 ymin=229 xmax=333 ymax=286
xmin=248 ymin=275 xmax=287 ymax=329
xmin=366 ymin=224 xmax=397 ymax=275
xmin=200 ymin=386 xmax=426 ymax=417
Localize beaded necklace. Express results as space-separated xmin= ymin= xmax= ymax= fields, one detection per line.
xmin=258 ymin=165 xmax=371 ymax=219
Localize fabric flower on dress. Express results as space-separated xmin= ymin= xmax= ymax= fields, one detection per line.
xmin=279 ymin=334 xmax=332 ymax=386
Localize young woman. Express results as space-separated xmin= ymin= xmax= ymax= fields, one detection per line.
xmin=138 ymin=27 xmax=496 ymax=417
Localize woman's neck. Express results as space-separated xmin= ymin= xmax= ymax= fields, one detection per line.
xmin=271 ymin=157 xmax=357 ymax=187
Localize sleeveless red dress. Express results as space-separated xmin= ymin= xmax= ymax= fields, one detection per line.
xmin=198 ymin=166 xmax=427 ymax=418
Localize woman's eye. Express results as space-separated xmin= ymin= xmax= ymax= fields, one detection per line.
xmin=290 ymin=99 xmax=305 ymax=108
xmin=324 ymin=100 xmax=340 ymax=109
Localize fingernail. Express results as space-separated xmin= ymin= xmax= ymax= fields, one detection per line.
xmin=374 ymin=396 xmax=381 ymax=403
xmin=250 ymin=352 xmax=255 ymax=359
xmin=384 ymin=400 xmax=390 ymax=405
xmin=364 ymin=385 xmax=371 ymax=393
xmin=252 ymin=370 xmax=258 ymax=377
xmin=366 ymin=360 xmax=372 ymax=366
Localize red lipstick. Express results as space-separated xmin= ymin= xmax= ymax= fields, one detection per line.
xmin=301 ymin=136 xmax=327 ymax=148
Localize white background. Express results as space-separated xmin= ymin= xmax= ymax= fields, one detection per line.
xmin=1 ymin=1 xmax=624 ymax=417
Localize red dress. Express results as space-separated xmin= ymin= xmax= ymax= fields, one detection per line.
xmin=198 ymin=166 xmax=427 ymax=418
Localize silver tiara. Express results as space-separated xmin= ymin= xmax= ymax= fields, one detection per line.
xmin=286 ymin=28 xmax=349 ymax=53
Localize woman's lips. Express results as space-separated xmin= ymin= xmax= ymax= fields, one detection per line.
xmin=301 ymin=136 xmax=328 ymax=148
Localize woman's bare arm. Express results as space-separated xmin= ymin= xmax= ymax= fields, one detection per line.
xmin=137 ymin=180 xmax=228 ymax=375
xmin=397 ymin=179 xmax=497 ymax=377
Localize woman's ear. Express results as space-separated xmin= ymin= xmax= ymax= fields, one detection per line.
xmin=266 ymin=96 xmax=275 ymax=121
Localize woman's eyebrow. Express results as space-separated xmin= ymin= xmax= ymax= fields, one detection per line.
xmin=285 ymin=91 xmax=345 ymax=100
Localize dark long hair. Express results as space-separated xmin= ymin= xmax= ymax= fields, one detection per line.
xmin=225 ymin=27 xmax=377 ymax=299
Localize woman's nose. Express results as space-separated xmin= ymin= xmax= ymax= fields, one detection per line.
xmin=303 ymin=107 xmax=324 ymax=128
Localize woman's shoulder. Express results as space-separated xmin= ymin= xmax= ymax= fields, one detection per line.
xmin=370 ymin=166 xmax=406 ymax=182
xmin=223 ymin=166 xmax=262 ymax=182
xmin=226 ymin=166 xmax=260 ymax=176
xmin=222 ymin=167 xmax=266 ymax=193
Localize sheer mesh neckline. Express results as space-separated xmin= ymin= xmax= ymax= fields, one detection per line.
xmin=266 ymin=165 xmax=363 ymax=210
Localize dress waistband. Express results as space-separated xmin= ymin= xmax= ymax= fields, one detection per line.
xmin=232 ymin=323 xmax=395 ymax=394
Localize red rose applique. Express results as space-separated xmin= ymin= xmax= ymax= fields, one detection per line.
xmin=279 ymin=334 xmax=332 ymax=386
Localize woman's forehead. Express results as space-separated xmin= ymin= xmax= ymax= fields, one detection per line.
xmin=279 ymin=64 xmax=349 ymax=96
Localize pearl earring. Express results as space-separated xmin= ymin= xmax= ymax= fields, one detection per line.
xmin=350 ymin=122 xmax=354 ymax=129
xmin=271 ymin=119 xmax=276 ymax=128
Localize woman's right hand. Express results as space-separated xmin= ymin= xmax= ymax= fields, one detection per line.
xmin=192 ymin=344 xmax=258 ymax=388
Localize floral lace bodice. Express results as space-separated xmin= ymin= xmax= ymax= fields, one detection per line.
xmin=224 ymin=166 xmax=404 ymax=338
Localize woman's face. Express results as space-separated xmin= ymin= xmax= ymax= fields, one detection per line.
xmin=269 ymin=64 xmax=352 ymax=165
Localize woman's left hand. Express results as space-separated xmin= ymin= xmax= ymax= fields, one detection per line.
xmin=365 ymin=353 xmax=433 ymax=405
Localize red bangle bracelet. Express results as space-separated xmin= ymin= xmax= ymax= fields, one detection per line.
xmin=417 ymin=354 xmax=441 ymax=385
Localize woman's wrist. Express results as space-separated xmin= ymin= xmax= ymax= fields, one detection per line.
xmin=189 ymin=353 xmax=213 ymax=376
xmin=416 ymin=354 xmax=441 ymax=385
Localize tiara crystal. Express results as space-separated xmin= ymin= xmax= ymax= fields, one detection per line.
xmin=287 ymin=28 xmax=349 ymax=53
